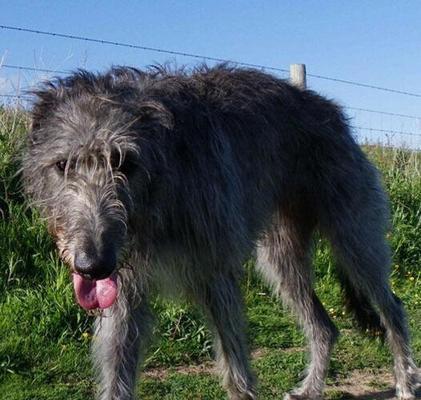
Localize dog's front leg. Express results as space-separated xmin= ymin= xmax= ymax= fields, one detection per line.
xmin=93 ymin=294 xmax=153 ymax=400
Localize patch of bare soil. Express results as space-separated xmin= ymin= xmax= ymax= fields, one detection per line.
xmin=326 ymin=370 xmax=397 ymax=399
xmin=143 ymin=349 xmax=420 ymax=399
xmin=143 ymin=346 xmax=303 ymax=380
xmin=144 ymin=361 xmax=216 ymax=380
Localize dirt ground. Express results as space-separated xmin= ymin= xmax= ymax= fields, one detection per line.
xmin=143 ymin=348 xmax=419 ymax=399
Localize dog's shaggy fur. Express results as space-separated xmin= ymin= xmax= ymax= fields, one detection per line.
xmin=23 ymin=65 xmax=420 ymax=400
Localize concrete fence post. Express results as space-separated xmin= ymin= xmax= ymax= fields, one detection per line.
xmin=290 ymin=64 xmax=307 ymax=89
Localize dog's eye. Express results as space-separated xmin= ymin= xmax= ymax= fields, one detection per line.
xmin=56 ymin=160 xmax=67 ymax=173
xmin=55 ymin=159 xmax=75 ymax=174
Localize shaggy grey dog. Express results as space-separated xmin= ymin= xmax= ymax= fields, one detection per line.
xmin=23 ymin=65 xmax=420 ymax=400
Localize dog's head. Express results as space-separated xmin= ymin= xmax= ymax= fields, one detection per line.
xmin=23 ymin=68 xmax=173 ymax=310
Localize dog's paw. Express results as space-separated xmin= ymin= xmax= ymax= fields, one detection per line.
xmin=396 ymin=385 xmax=416 ymax=400
xmin=397 ymin=393 xmax=415 ymax=400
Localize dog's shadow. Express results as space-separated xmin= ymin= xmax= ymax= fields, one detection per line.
xmin=337 ymin=389 xmax=395 ymax=399
xmin=334 ymin=387 xmax=421 ymax=399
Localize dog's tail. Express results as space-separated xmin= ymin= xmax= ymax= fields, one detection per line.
xmin=338 ymin=272 xmax=386 ymax=339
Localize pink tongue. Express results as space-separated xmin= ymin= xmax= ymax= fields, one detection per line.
xmin=72 ymin=273 xmax=118 ymax=310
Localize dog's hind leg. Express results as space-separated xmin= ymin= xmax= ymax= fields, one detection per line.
xmin=93 ymin=289 xmax=154 ymax=400
xmin=326 ymin=209 xmax=420 ymax=400
xmin=193 ymin=272 xmax=256 ymax=400
xmin=257 ymin=209 xmax=338 ymax=400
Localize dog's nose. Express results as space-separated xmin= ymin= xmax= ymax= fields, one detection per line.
xmin=74 ymin=249 xmax=116 ymax=280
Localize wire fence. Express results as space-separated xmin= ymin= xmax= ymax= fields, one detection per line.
xmin=1 ymin=24 xmax=420 ymax=149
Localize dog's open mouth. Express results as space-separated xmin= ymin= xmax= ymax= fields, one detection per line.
xmin=72 ymin=273 xmax=118 ymax=310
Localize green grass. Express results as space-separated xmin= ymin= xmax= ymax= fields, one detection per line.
xmin=0 ymin=108 xmax=420 ymax=399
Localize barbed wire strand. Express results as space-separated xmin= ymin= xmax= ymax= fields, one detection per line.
xmin=346 ymin=106 xmax=421 ymax=120
xmin=1 ymin=92 xmax=421 ymax=135
xmin=0 ymin=93 xmax=30 ymax=99
xmin=1 ymin=93 xmax=420 ymax=139
xmin=2 ymin=85 xmax=421 ymax=122
xmin=306 ymin=73 xmax=421 ymax=98
xmin=2 ymin=63 xmax=421 ymax=121
xmin=355 ymin=126 xmax=421 ymax=137
xmin=1 ymin=24 xmax=421 ymax=98
xmin=0 ymin=24 xmax=289 ymax=74
xmin=1 ymin=63 xmax=66 ymax=74
xmin=3 ymin=64 xmax=421 ymax=121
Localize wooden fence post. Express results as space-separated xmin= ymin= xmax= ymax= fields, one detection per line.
xmin=290 ymin=64 xmax=307 ymax=89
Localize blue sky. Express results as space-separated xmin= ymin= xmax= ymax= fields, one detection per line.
xmin=1 ymin=0 xmax=420 ymax=147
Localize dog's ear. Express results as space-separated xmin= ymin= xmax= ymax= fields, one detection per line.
xmin=30 ymin=84 xmax=63 ymax=132
xmin=138 ymin=101 xmax=174 ymax=130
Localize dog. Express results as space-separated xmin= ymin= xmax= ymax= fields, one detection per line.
xmin=22 ymin=64 xmax=420 ymax=399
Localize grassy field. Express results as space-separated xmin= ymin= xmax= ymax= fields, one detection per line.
xmin=0 ymin=107 xmax=420 ymax=400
